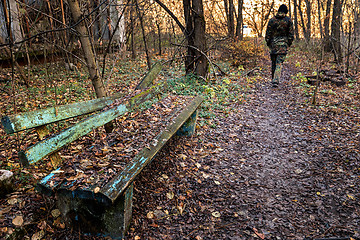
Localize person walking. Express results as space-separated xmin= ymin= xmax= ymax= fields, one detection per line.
xmin=265 ymin=4 xmax=294 ymax=87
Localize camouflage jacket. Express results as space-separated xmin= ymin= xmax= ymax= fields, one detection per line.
xmin=265 ymin=12 xmax=294 ymax=55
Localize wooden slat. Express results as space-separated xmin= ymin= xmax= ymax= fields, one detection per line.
xmin=100 ymin=96 xmax=203 ymax=203
xmin=19 ymin=83 xmax=164 ymax=166
xmin=135 ymin=62 xmax=163 ymax=90
xmin=1 ymin=92 xmax=124 ymax=134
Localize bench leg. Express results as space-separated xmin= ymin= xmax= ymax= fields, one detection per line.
xmin=176 ymin=110 xmax=198 ymax=137
xmin=56 ymin=183 xmax=133 ymax=239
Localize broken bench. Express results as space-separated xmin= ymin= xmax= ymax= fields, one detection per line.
xmin=1 ymin=79 xmax=203 ymax=239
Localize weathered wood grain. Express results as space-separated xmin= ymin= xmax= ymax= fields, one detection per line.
xmin=1 ymin=92 xmax=124 ymax=134
xmin=135 ymin=62 xmax=163 ymax=90
xmin=19 ymin=84 xmax=163 ymax=166
xmin=100 ymin=96 xmax=203 ymax=203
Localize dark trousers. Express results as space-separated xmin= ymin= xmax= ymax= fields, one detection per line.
xmin=270 ymin=54 xmax=286 ymax=83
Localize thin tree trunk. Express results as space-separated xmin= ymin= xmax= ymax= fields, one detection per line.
xmin=305 ymin=0 xmax=311 ymax=41
xmin=288 ymin=0 xmax=292 ymax=18
xmin=331 ymin=0 xmax=342 ymax=63
xmin=297 ymin=0 xmax=308 ymax=40
xmin=324 ymin=0 xmax=332 ymax=51
xmin=317 ymin=0 xmax=323 ymax=39
xmin=130 ymin=0 xmax=136 ymax=59
xmin=293 ymin=0 xmax=299 ymax=39
xmin=192 ymin=0 xmax=208 ymax=78
xmin=68 ymin=0 xmax=113 ymax=132
xmin=223 ymin=0 xmax=229 ymax=34
xmin=228 ymin=0 xmax=235 ymax=37
xmin=156 ymin=21 xmax=162 ymax=55
xmin=235 ymin=0 xmax=243 ymax=39
xmin=135 ymin=0 xmax=151 ymax=70
xmin=183 ymin=0 xmax=195 ymax=73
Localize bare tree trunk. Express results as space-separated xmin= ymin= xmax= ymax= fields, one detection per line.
xmin=68 ymin=0 xmax=106 ymax=98
xmin=293 ymin=0 xmax=299 ymax=39
xmin=224 ymin=0 xmax=229 ymax=34
xmin=130 ymin=0 xmax=136 ymax=59
xmin=288 ymin=0 xmax=292 ymax=18
xmin=355 ymin=0 xmax=360 ymax=37
xmin=183 ymin=0 xmax=195 ymax=74
xmin=228 ymin=0 xmax=235 ymax=37
xmin=305 ymin=0 xmax=311 ymax=40
xmin=192 ymin=0 xmax=208 ymax=78
xmin=235 ymin=0 xmax=243 ymax=40
xmin=156 ymin=21 xmax=162 ymax=55
xmin=297 ymin=0 xmax=308 ymax=40
xmin=317 ymin=0 xmax=323 ymax=39
xmin=134 ymin=0 xmax=151 ymax=70
xmin=324 ymin=0 xmax=332 ymax=51
xmin=68 ymin=0 xmax=113 ymax=132
xmin=331 ymin=0 xmax=342 ymax=63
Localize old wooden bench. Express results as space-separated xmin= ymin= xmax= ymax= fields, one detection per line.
xmin=1 ymin=64 xmax=203 ymax=239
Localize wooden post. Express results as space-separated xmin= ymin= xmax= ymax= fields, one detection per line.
xmin=56 ymin=183 xmax=133 ymax=239
xmin=176 ymin=110 xmax=198 ymax=136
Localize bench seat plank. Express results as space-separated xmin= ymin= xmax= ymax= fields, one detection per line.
xmin=19 ymin=83 xmax=163 ymax=166
xmin=100 ymin=96 xmax=203 ymax=203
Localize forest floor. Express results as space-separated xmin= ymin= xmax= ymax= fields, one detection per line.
xmin=0 ymin=41 xmax=359 ymax=240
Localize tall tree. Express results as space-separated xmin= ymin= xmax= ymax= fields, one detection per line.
xmin=330 ymin=0 xmax=342 ymax=63
xmin=183 ymin=0 xmax=195 ymax=73
xmin=293 ymin=0 xmax=300 ymax=39
xmin=304 ymin=0 xmax=311 ymax=40
xmin=228 ymin=0 xmax=235 ymax=37
xmin=192 ymin=0 xmax=208 ymax=77
xmin=235 ymin=0 xmax=244 ymax=39
xmin=316 ymin=0 xmax=323 ymax=39
xmin=297 ymin=0 xmax=311 ymax=41
xmin=323 ymin=0 xmax=332 ymax=51
xmin=355 ymin=0 xmax=360 ymax=37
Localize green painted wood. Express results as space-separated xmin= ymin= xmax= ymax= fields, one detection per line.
xmin=135 ymin=62 xmax=163 ymax=90
xmin=176 ymin=110 xmax=199 ymax=136
xmin=19 ymin=84 xmax=163 ymax=166
xmin=1 ymin=92 xmax=124 ymax=134
xmin=100 ymin=96 xmax=204 ymax=203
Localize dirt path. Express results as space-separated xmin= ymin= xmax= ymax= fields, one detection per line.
xmin=128 ymin=65 xmax=360 ymax=239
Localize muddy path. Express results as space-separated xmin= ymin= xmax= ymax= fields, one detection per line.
xmin=127 ymin=64 xmax=360 ymax=240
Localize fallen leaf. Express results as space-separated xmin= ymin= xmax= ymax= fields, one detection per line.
xmin=31 ymin=230 xmax=45 ymax=240
xmin=177 ymin=202 xmax=186 ymax=215
xmin=166 ymin=192 xmax=174 ymax=200
xmin=347 ymin=194 xmax=355 ymax=200
xmin=94 ymin=187 xmax=100 ymax=193
xmin=214 ymin=180 xmax=221 ymax=185
xmin=202 ymin=172 xmax=210 ymax=179
xmin=53 ymin=218 xmax=65 ymax=229
xmin=212 ymin=211 xmax=221 ymax=218
xmin=147 ymin=211 xmax=154 ymax=219
xmin=252 ymin=227 xmax=265 ymax=239
xmin=51 ymin=209 xmax=61 ymax=218
xmin=7 ymin=198 xmax=18 ymax=205
xmin=12 ymin=215 xmax=24 ymax=226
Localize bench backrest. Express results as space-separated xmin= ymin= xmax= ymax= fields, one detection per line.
xmin=1 ymin=63 xmax=163 ymax=168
